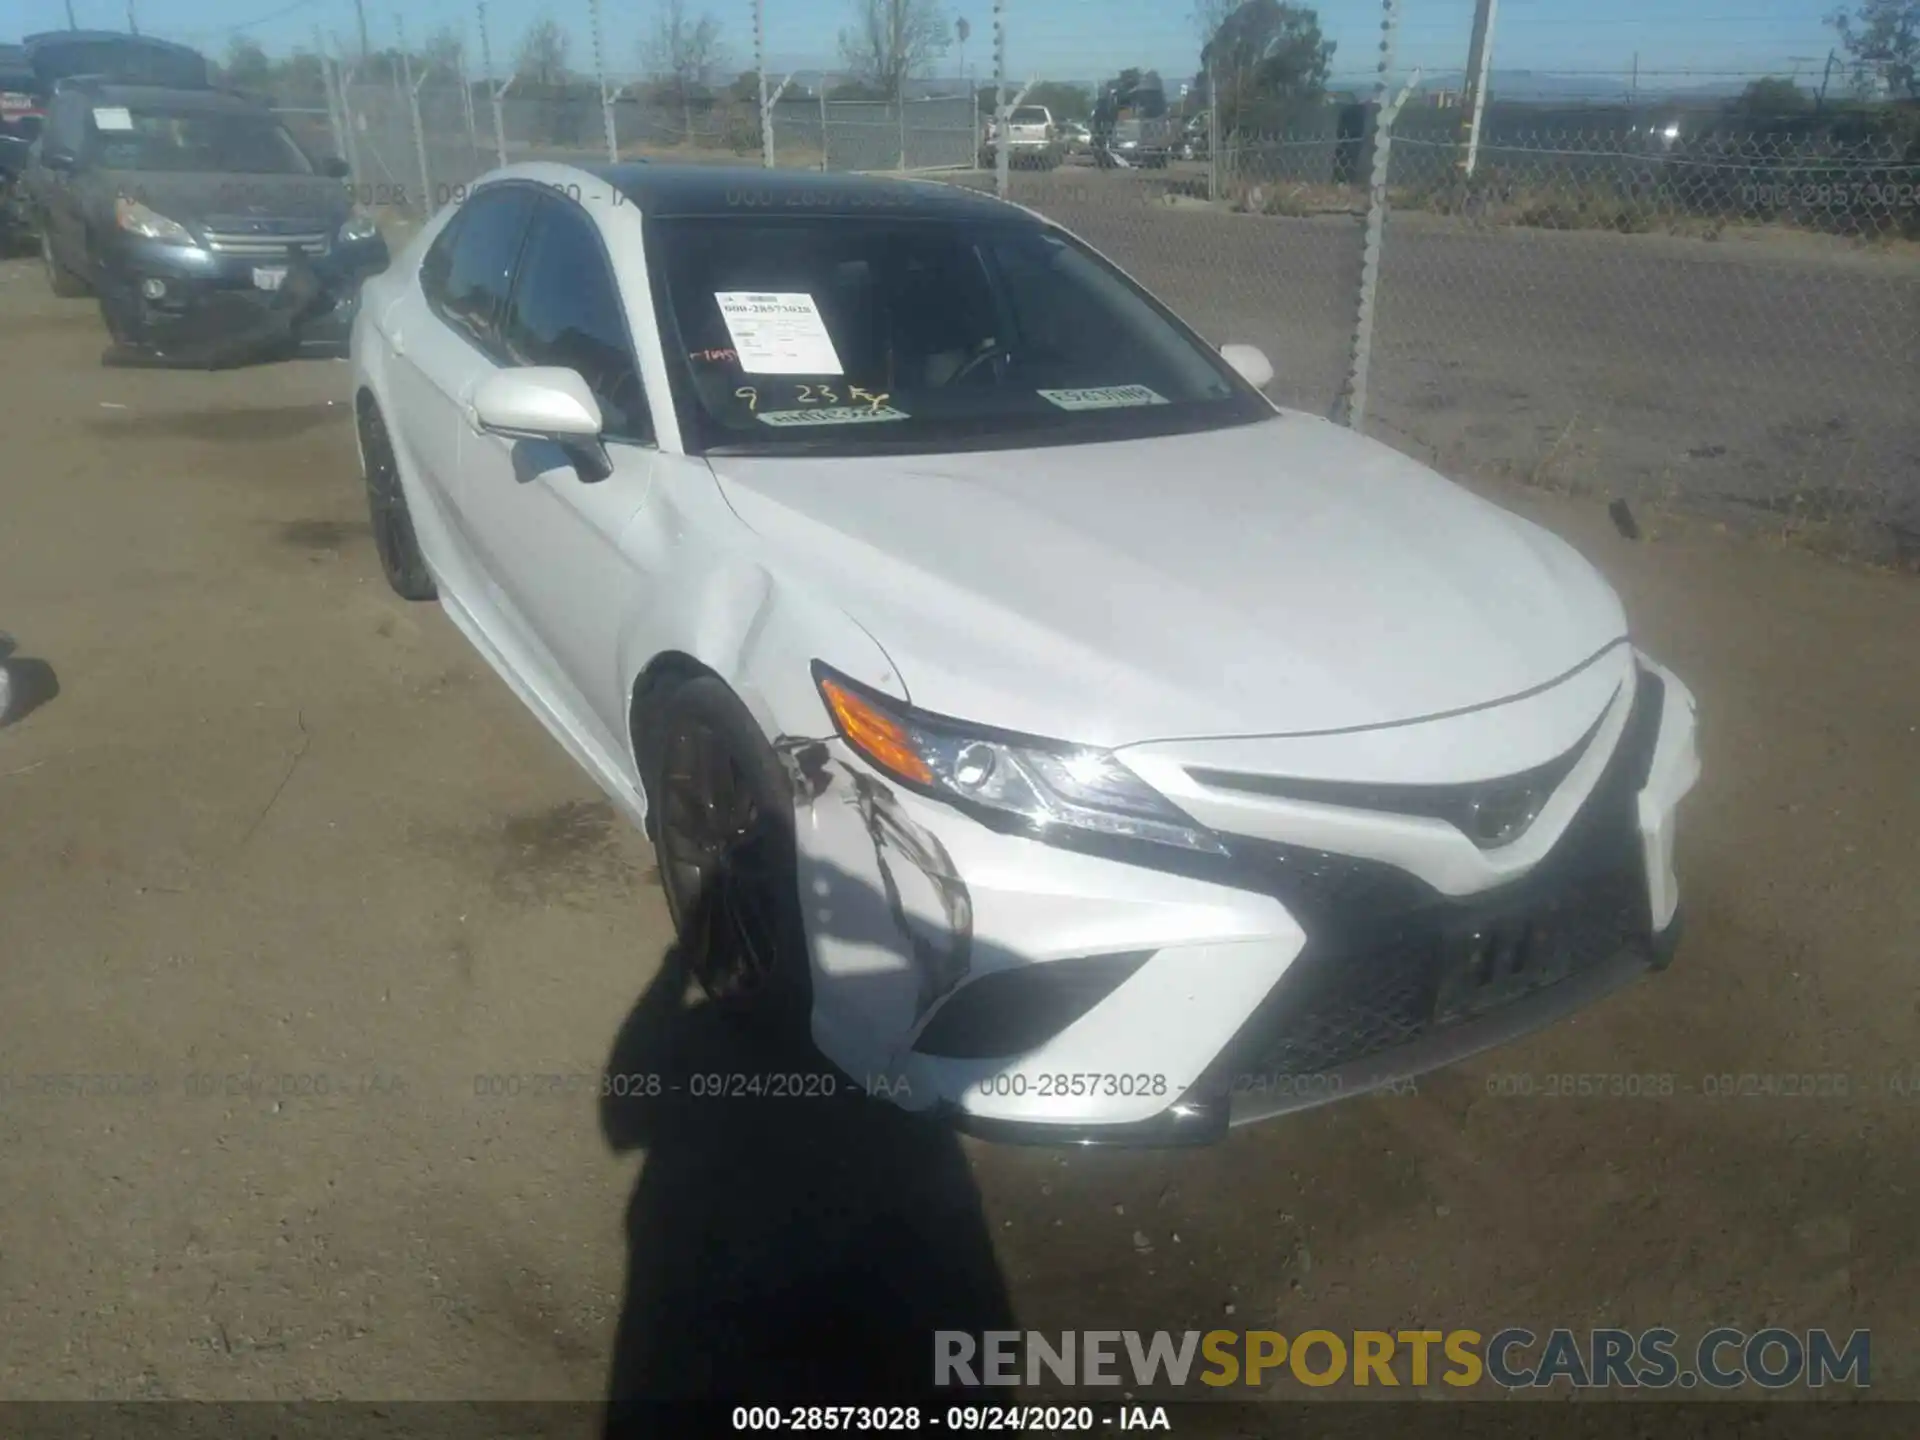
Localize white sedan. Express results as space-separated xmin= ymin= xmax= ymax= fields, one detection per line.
xmin=349 ymin=162 xmax=1700 ymax=1145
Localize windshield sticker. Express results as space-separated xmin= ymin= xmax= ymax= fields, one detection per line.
xmin=1037 ymin=385 xmax=1170 ymax=411
xmin=756 ymin=406 xmax=909 ymax=427
xmin=714 ymin=291 xmax=844 ymax=376
xmin=91 ymin=106 xmax=135 ymax=132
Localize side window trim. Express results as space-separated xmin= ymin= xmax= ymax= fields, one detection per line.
xmin=500 ymin=190 xmax=655 ymax=448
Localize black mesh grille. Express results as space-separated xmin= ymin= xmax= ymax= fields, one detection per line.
xmin=1210 ymin=666 xmax=1667 ymax=1086
xmin=1228 ymin=865 xmax=1646 ymax=1081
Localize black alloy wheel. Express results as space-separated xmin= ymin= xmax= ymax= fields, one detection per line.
xmin=358 ymin=401 xmax=437 ymax=601
xmin=650 ymin=681 xmax=806 ymax=1018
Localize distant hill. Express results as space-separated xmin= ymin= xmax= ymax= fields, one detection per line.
xmin=1405 ymin=68 xmax=1752 ymax=103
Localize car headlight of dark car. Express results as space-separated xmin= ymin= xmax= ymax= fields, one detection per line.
xmin=338 ymin=207 xmax=379 ymax=243
xmin=115 ymin=196 xmax=194 ymax=245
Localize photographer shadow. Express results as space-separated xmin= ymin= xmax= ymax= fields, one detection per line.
xmin=0 ymin=633 xmax=60 ymax=728
xmin=598 ymin=862 xmax=1016 ymax=1423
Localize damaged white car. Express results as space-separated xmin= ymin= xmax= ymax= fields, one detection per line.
xmin=350 ymin=162 xmax=1701 ymax=1145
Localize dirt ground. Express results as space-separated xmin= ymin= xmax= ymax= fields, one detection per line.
xmin=1 ymin=254 xmax=1917 ymax=1410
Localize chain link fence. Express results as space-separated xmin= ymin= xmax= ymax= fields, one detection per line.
xmin=963 ymin=119 xmax=1919 ymax=560
xmin=277 ymin=47 xmax=1919 ymax=561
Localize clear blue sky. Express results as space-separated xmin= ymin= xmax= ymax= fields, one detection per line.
xmin=22 ymin=0 xmax=1849 ymax=90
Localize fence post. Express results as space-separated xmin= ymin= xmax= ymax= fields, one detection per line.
xmin=760 ymin=74 xmax=792 ymax=169
xmin=337 ymin=57 xmax=365 ymax=183
xmin=492 ymin=77 xmax=513 ymax=168
xmin=819 ymin=86 xmax=829 ymax=171
xmin=1460 ymin=0 xmax=1500 ymax=178
xmin=318 ymin=35 xmax=350 ymax=166
xmin=589 ymin=0 xmax=617 ymax=163
xmin=477 ymin=1 xmax=509 ymax=169
xmin=1336 ymin=0 xmax=1411 ymax=432
xmin=458 ymin=45 xmax=478 ymax=161
xmin=991 ymin=0 xmax=1007 ymax=198
xmin=1207 ymin=58 xmax=1219 ymax=203
xmin=398 ymin=25 xmax=434 ymax=216
xmin=754 ymin=0 xmax=772 ymax=169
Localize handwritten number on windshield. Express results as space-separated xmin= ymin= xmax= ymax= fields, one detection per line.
xmin=734 ymin=386 xmax=759 ymax=412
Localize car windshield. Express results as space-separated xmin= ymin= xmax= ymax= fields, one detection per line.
xmin=652 ymin=213 xmax=1269 ymax=455
xmin=89 ymin=109 xmax=313 ymax=174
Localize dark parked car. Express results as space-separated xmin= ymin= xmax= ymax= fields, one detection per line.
xmin=25 ymin=80 xmax=389 ymax=364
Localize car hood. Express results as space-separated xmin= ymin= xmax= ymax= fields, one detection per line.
xmin=93 ymin=168 xmax=348 ymax=230
xmin=707 ymin=413 xmax=1629 ymax=748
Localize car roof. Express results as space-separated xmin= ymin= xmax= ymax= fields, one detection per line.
xmin=24 ymin=30 xmax=204 ymax=57
xmin=592 ymin=162 xmax=1033 ymax=224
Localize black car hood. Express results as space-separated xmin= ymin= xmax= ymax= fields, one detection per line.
xmin=97 ymin=169 xmax=348 ymax=231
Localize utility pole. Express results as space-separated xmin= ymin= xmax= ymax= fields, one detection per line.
xmin=354 ymin=0 xmax=373 ymax=64
xmin=1629 ymin=51 xmax=1638 ymax=108
xmin=1458 ymin=0 xmax=1498 ymax=177
xmin=65 ymin=0 xmax=78 ymax=29
xmin=126 ymin=0 xmax=139 ymax=35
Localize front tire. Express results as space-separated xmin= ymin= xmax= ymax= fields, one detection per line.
xmin=358 ymin=400 xmax=437 ymax=601
xmin=42 ymin=227 xmax=88 ymax=297
xmin=644 ymin=677 xmax=809 ymax=1027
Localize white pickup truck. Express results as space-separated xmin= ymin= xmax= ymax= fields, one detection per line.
xmin=980 ymin=104 xmax=1062 ymax=169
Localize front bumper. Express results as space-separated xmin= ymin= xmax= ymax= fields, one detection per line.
xmin=792 ymin=654 xmax=1700 ymax=1146
xmin=95 ymin=229 xmax=389 ymax=363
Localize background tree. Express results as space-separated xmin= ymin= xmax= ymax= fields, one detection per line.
xmin=1196 ymin=0 xmax=1333 ymax=137
xmin=277 ymin=49 xmax=326 ymax=103
xmin=222 ymin=35 xmax=273 ymax=93
xmin=1728 ymin=76 xmax=1812 ymax=120
xmin=1022 ymin=80 xmax=1092 ymax=122
xmin=515 ymin=16 xmax=571 ymax=86
xmin=839 ymin=0 xmax=950 ymax=101
xmin=515 ymin=18 xmax=580 ymax=145
xmin=646 ymin=0 xmax=728 ymax=139
xmin=1827 ymin=0 xmax=1919 ymax=97
xmin=420 ymin=25 xmax=467 ymax=81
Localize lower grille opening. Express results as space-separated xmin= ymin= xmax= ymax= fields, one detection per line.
xmin=1221 ymin=861 xmax=1650 ymax=1086
xmin=912 ymin=952 xmax=1153 ymax=1060
xmin=1213 ymin=665 xmax=1669 ymax=1088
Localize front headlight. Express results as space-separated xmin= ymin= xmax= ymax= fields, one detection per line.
xmin=339 ymin=208 xmax=379 ymax=243
xmin=813 ymin=663 xmax=1226 ymax=855
xmin=115 ymin=196 xmax=194 ymax=244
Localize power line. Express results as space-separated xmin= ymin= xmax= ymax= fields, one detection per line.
xmin=155 ymin=0 xmax=331 ymax=42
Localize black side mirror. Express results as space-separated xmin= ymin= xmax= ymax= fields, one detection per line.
xmin=320 ymin=156 xmax=350 ymax=179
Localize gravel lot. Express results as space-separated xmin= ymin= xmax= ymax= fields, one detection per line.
xmin=1 ymin=252 xmax=1918 ymax=1409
